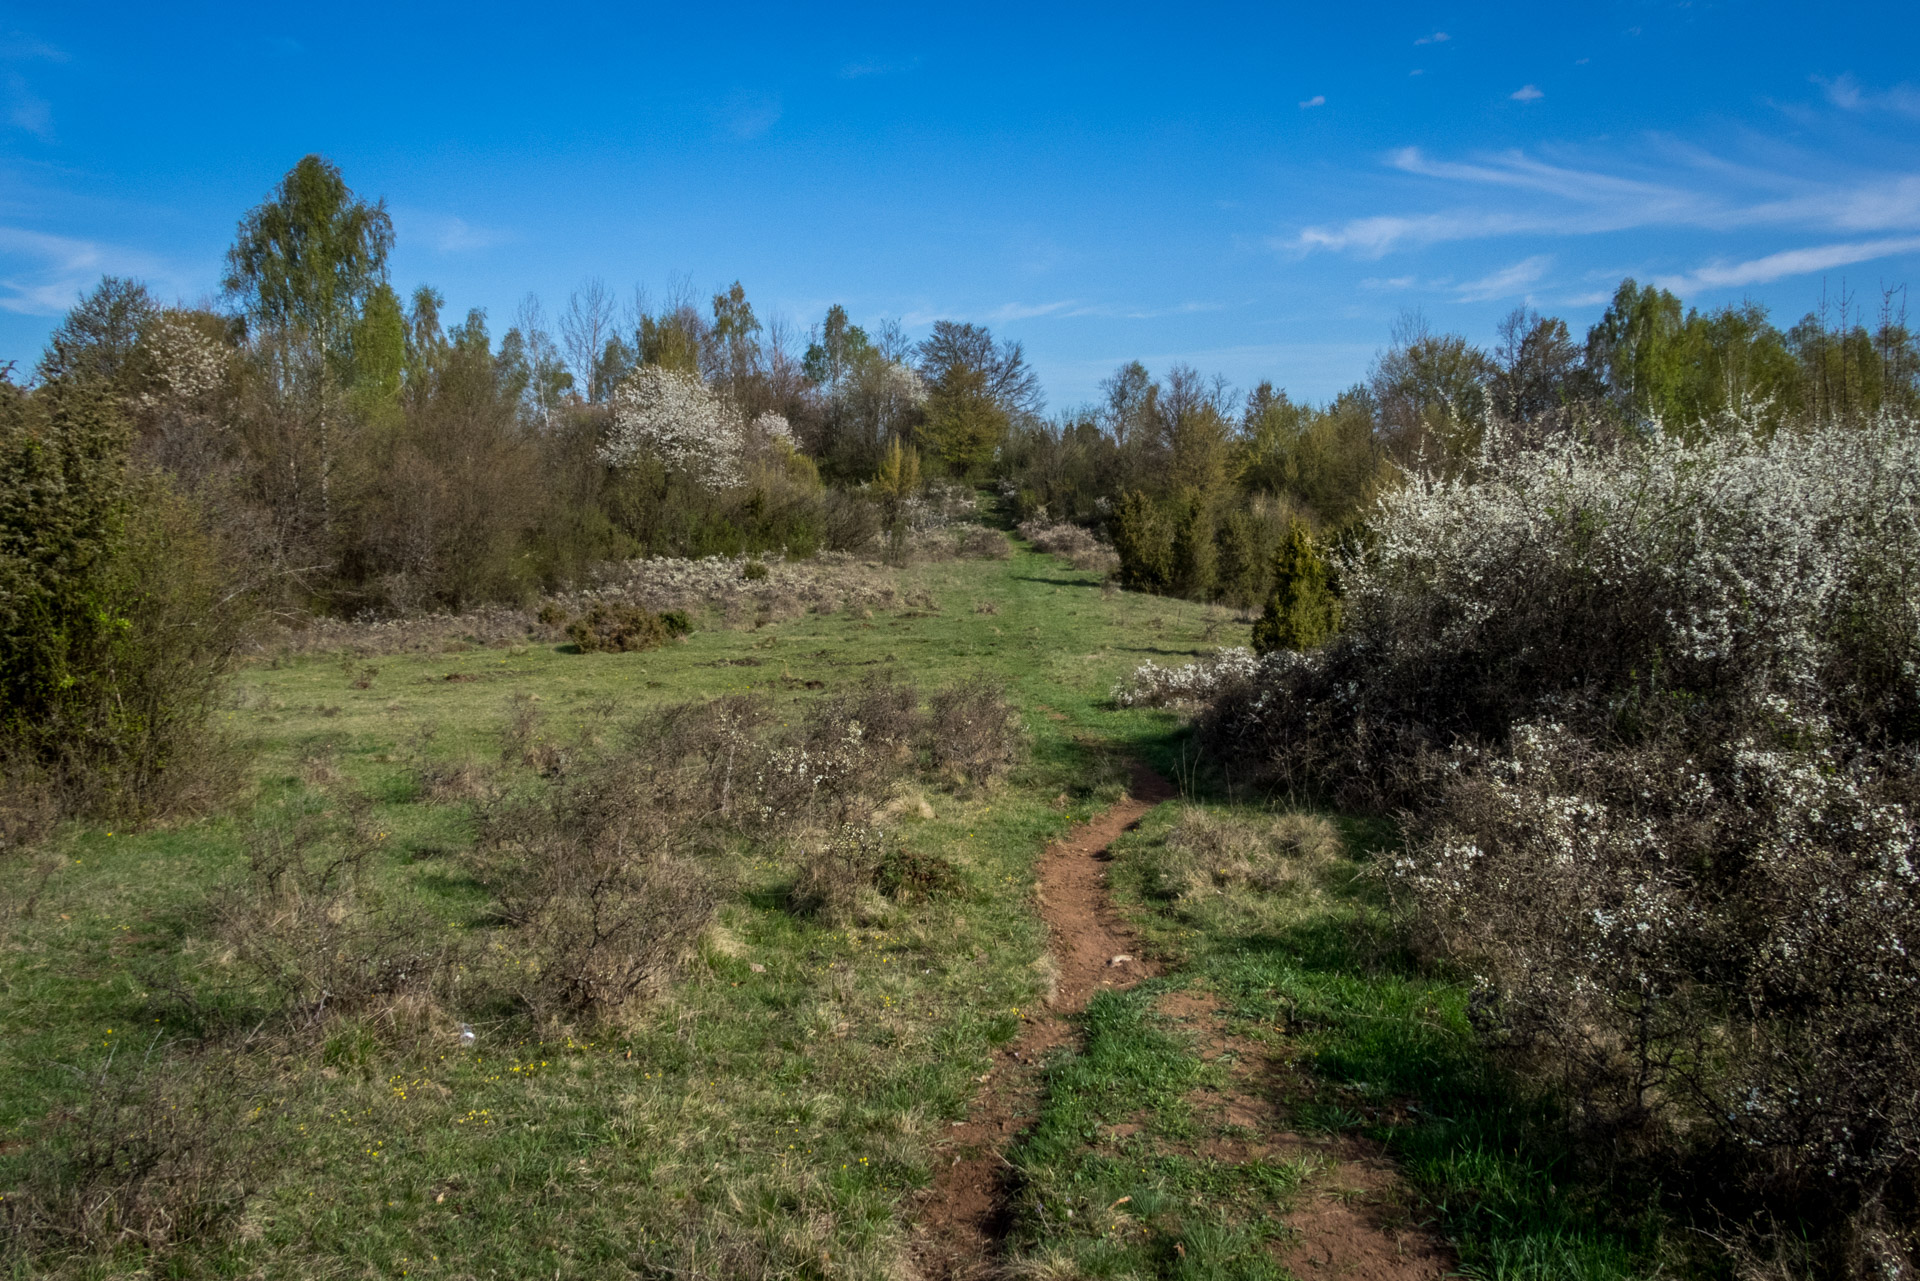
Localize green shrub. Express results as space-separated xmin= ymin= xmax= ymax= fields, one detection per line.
xmin=1250 ymin=519 xmax=1339 ymax=653
xmin=1168 ymin=490 xmax=1217 ymax=599
xmin=1213 ymin=508 xmax=1272 ymax=610
xmin=565 ymin=603 xmax=695 ymax=653
xmin=1109 ymin=489 xmax=1172 ymax=592
xmin=0 ymin=379 xmax=245 ymax=819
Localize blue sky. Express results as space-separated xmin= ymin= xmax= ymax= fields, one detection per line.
xmin=3 ymin=1 xmax=1918 ymax=406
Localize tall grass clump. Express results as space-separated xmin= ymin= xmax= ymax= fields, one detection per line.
xmin=1200 ymin=414 xmax=1920 ymax=1275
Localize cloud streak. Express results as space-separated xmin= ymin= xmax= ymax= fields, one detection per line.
xmin=1655 ymin=235 xmax=1920 ymax=291
xmin=1457 ymin=254 xmax=1552 ymax=301
xmin=1283 ymin=145 xmax=1920 ymax=259
xmin=0 ymin=226 xmax=170 ymax=315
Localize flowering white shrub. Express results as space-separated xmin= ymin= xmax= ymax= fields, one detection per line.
xmin=601 ymin=366 xmax=744 ymax=488
xmin=750 ymin=411 xmax=792 ymax=445
xmin=138 ymin=313 xmax=229 ymax=406
xmin=1112 ymin=647 xmax=1279 ymax=707
xmin=1202 ymin=415 xmax=1920 ymax=1260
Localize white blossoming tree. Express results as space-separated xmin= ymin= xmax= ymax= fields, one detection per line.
xmin=600 ymin=365 xmax=744 ymax=489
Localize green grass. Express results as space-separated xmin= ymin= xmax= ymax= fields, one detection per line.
xmin=1074 ymin=801 xmax=1672 ymax=1280
xmin=1 ymin=537 xmax=1681 ymax=1278
xmin=0 ymin=545 xmax=1227 ymax=1279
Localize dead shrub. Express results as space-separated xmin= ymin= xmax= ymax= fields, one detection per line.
xmin=215 ymin=796 xmax=461 ymax=1032
xmin=1018 ymin=519 xmax=1120 ymax=573
xmin=973 ymin=599 xmax=1000 ymax=616
xmin=754 ymin=679 xmax=922 ymax=828
xmin=469 ymin=759 xmax=722 ymax=1022
xmin=499 ymin=693 xmax=566 ymax=776
xmin=924 ymin=678 xmax=1023 ymax=791
xmin=2 ymin=1048 xmax=263 ymax=1265
xmin=0 ymin=752 xmax=59 ymax=858
xmin=590 ymin=694 xmax=774 ymax=822
xmin=788 ymin=824 xmax=889 ymax=923
xmin=956 ymin=526 xmax=1012 ymax=560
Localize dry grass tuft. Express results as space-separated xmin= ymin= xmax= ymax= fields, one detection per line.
xmin=1152 ymin=806 xmax=1343 ymax=900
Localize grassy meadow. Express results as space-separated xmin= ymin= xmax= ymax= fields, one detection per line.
xmin=2 ymin=536 xmax=1661 ymax=1279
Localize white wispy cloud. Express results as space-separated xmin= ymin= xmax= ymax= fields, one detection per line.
xmin=1457 ymin=254 xmax=1552 ymax=300
xmin=1283 ymin=145 xmax=1920 ymax=259
xmin=1654 ymin=235 xmax=1920 ymax=292
xmin=1510 ymin=84 xmax=1544 ymax=102
xmin=0 ymin=33 xmax=66 ymax=61
xmin=0 ymin=226 xmax=173 ymax=315
xmin=1299 ymin=94 xmax=1325 ymax=109
xmin=1414 ymin=31 xmax=1449 ymax=45
xmin=841 ymin=57 xmax=919 ymax=79
xmin=394 ymin=211 xmax=511 ymax=254
xmin=1815 ymin=73 xmax=1920 ymax=117
xmin=716 ymin=89 xmax=781 ymax=140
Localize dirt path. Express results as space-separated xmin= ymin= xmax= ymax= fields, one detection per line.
xmin=909 ymin=759 xmax=1454 ymax=1281
xmin=912 ymin=759 xmax=1174 ymax=1279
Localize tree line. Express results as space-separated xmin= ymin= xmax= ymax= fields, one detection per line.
xmin=4 ymin=152 xmax=1916 ymax=817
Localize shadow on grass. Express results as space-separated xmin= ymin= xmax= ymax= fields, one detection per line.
xmin=1009 ymin=573 xmax=1105 ymax=588
xmin=1103 ymin=727 xmax=1671 ymax=1280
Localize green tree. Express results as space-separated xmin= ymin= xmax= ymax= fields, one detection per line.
xmin=919 ymin=365 xmax=1007 ymax=478
xmin=1109 ymin=490 xmax=1173 ymax=593
xmin=223 ymin=155 xmax=395 ymax=536
xmin=1371 ymin=317 xmax=1494 ymax=466
xmin=36 ymin=276 xmax=159 ymax=391
xmin=224 ymin=155 xmax=394 ymax=376
xmin=1168 ymin=489 xmax=1216 ymax=599
xmin=872 ymin=437 xmax=922 ymax=564
xmin=803 ymin=304 xmax=874 ymax=392
xmin=1213 ymin=507 xmax=1271 ymax=610
xmin=1252 ymin=519 xmax=1340 ymax=653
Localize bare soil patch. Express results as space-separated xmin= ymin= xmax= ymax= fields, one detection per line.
xmin=910 ymin=761 xmax=1456 ymax=1280
xmin=912 ymin=759 xmax=1172 ymax=1279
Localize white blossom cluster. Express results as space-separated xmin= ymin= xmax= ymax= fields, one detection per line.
xmin=1345 ymin=414 xmax=1920 ymax=736
xmin=1319 ymin=415 xmax=1920 ymax=1211
xmin=600 ymin=366 xmax=745 ymax=488
xmin=138 ymin=312 xmax=228 ymax=407
xmin=1112 ymin=647 xmax=1284 ymax=707
xmin=1407 ymin=721 xmax=1919 ymax=1185
xmin=750 ymin=411 xmax=793 ymax=446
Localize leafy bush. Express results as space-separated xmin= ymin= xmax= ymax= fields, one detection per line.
xmin=566 ymin=603 xmax=694 ymax=653
xmin=1201 ymin=414 xmax=1920 ymax=1272
xmin=1108 ymin=489 xmax=1173 ymax=592
xmin=0 ymin=379 xmax=246 ymax=820
xmin=1249 ymin=518 xmax=1340 ymax=654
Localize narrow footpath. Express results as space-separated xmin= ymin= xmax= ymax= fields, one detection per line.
xmin=912 ymin=759 xmax=1174 ymax=1279
xmin=909 ymin=759 xmax=1455 ymax=1281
